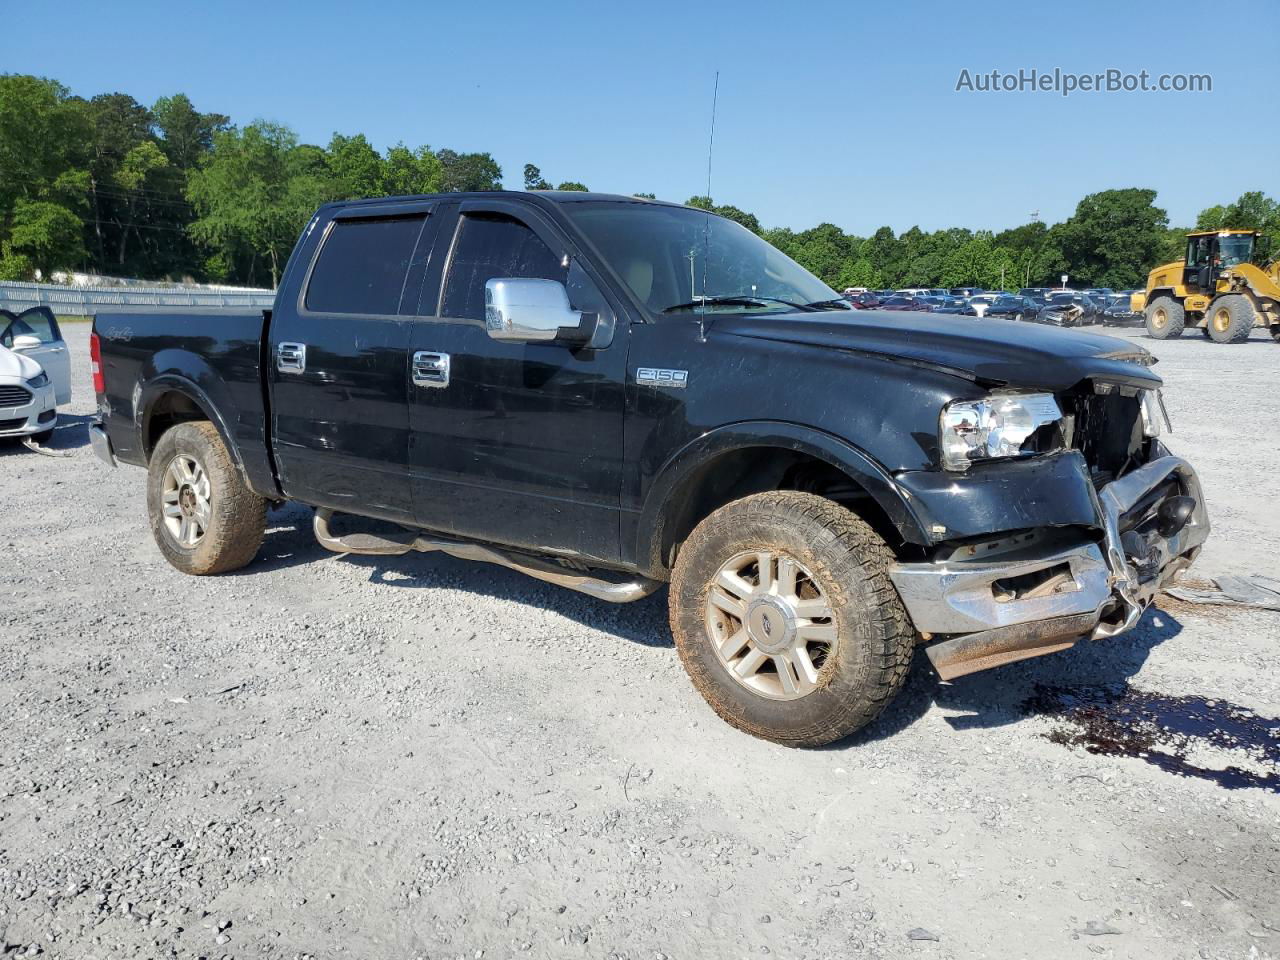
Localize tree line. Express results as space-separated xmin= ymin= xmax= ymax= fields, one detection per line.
xmin=2 ymin=73 xmax=1277 ymax=291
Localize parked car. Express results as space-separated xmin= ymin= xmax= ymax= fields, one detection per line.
xmin=1044 ymin=291 xmax=1100 ymax=323
xmin=844 ymin=291 xmax=881 ymax=309
xmin=949 ymin=287 xmax=984 ymax=298
xmin=0 ymin=343 xmax=58 ymax=443
xmin=965 ymin=293 xmax=1001 ymax=317
xmin=90 ymin=191 xmax=1209 ymax=747
xmin=1085 ymin=288 xmax=1115 ymax=302
xmin=879 ymin=294 xmax=932 ymax=311
xmin=983 ymin=294 xmax=1038 ymax=322
xmin=923 ymin=296 xmax=970 ymax=314
xmin=0 ymin=307 xmax=72 ymax=406
xmin=1018 ymin=287 xmax=1053 ymax=300
xmin=1100 ymin=296 xmax=1143 ymax=326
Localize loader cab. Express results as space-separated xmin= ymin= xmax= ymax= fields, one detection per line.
xmin=1184 ymin=230 xmax=1258 ymax=290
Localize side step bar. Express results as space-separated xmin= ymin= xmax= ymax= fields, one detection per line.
xmin=312 ymin=508 xmax=662 ymax=604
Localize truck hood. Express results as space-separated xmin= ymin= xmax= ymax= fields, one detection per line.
xmin=0 ymin=344 xmax=43 ymax=382
xmin=711 ymin=310 xmax=1162 ymax=391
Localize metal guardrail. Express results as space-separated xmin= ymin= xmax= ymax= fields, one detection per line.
xmin=0 ymin=280 xmax=276 ymax=316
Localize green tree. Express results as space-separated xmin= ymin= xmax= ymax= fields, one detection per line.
xmin=523 ymin=163 xmax=551 ymax=190
xmin=381 ymin=143 xmax=442 ymax=195
xmin=325 ymin=133 xmax=383 ymax=199
xmin=633 ymin=192 xmax=655 ymax=199
xmin=151 ymin=94 xmax=228 ymax=170
xmin=556 ymin=181 xmax=588 ymax=191
xmin=187 ymin=121 xmax=315 ymax=287
xmin=437 ymin=150 xmax=502 ymax=192
xmin=3 ymin=199 xmax=86 ymax=277
xmin=1054 ymin=188 xmax=1169 ymax=288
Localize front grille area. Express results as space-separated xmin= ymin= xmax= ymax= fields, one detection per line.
xmin=0 ymin=384 xmax=33 ymax=407
xmin=0 ymin=416 xmax=26 ymax=431
xmin=1062 ymin=388 xmax=1144 ymax=482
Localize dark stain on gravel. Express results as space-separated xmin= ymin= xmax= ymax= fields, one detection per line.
xmin=1023 ymin=683 xmax=1280 ymax=792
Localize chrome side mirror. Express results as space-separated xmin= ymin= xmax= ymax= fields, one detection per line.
xmin=485 ymin=278 xmax=592 ymax=344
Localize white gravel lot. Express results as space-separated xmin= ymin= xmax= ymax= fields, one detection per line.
xmin=1 ymin=320 xmax=1277 ymax=960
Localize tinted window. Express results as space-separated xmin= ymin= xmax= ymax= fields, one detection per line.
xmin=441 ymin=215 xmax=566 ymax=321
xmin=306 ymin=215 xmax=425 ymax=315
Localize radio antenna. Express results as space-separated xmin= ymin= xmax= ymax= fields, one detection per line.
xmin=698 ymin=71 xmax=719 ymax=343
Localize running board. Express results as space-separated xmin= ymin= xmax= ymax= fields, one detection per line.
xmin=312 ymin=508 xmax=662 ymax=604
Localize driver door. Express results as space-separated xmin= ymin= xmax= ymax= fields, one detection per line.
xmin=407 ymin=200 xmax=630 ymax=563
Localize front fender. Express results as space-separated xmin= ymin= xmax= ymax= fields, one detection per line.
xmin=632 ymin=421 xmax=932 ymax=574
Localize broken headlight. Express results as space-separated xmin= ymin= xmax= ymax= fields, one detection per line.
xmin=939 ymin=393 xmax=1064 ymax=471
xmin=1139 ymin=389 xmax=1167 ymax=437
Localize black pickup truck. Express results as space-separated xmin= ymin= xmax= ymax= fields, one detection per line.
xmin=90 ymin=191 xmax=1209 ymax=746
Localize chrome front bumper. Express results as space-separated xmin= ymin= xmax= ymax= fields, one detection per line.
xmin=890 ymin=453 xmax=1209 ymax=679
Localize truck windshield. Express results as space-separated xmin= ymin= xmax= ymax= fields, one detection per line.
xmin=563 ymin=201 xmax=839 ymax=315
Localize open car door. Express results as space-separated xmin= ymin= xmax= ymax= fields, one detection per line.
xmin=0 ymin=307 xmax=71 ymax=405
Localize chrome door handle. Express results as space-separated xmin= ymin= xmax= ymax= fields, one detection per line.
xmin=277 ymin=342 xmax=306 ymax=373
xmin=412 ymin=351 xmax=450 ymax=388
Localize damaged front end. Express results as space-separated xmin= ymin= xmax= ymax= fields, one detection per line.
xmin=889 ymin=373 xmax=1209 ymax=680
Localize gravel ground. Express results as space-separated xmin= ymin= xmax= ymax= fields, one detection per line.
xmin=2 ymin=320 xmax=1277 ymax=960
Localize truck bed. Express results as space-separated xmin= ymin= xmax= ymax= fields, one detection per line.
xmin=94 ymin=307 xmax=278 ymax=497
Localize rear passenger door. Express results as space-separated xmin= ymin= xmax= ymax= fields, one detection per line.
xmin=268 ymin=204 xmax=437 ymax=523
xmin=407 ymin=200 xmax=630 ymax=562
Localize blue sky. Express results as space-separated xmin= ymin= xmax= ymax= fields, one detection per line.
xmin=4 ymin=0 xmax=1273 ymax=235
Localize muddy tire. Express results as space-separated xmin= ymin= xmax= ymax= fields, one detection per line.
xmin=1145 ymin=296 xmax=1185 ymax=340
xmin=669 ymin=491 xmax=915 ymax=747
xmin=1271 ymin=324 xmax=1280 ymax=343
xmin=1205 ymin=294 xmax=1256 ymax=344
xmin=147 ymin=421 xmax=266 ymax=575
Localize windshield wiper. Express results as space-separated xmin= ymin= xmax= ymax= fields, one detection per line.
xmin=661 ymin=294 xmax=815 ymax=314
xmin=802 ymin=298 xmax=854 ymax=311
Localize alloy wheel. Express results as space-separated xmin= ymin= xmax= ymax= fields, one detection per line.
xmin=703 ymin=550 xmax=836 ymax=700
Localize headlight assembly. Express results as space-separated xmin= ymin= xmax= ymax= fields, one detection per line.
xmin=939 ymin=393 xmax=1064 ymax=471
xmin=1140 ymin=389 xmax=1168 ymax=437
xmin=26 ymin=371 xmax=50 ymax=389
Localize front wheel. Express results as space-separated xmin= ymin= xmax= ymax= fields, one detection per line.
xmin=147 ymin=421 xmax=266 ymax=575
xmin=1145 ymin=296 xmax=1185 ymax=339
xmin=669 ymin=491 xmax=915 ymax=747
xmin=1205 ymin=294 xmax=1256 ymax=344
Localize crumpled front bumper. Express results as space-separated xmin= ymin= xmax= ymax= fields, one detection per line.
xmin=889 ymin=449 xmax=1209 ymax=679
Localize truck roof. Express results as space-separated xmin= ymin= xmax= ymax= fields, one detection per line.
xmin=328 ymin=190 xmax=684 ymax=211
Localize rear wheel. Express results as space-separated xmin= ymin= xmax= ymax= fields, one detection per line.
xmin=1145 ymin=296 xmax=1185 ymax=339
xmin=669 ymin=491 xmax=915 ymax=747
xmin=1205 ymin=294 xmax=1256 ymax=344
xmin=147 ymin=421 xmax=266 ymax=575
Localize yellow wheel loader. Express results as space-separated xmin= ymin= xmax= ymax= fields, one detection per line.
xmin=1132 ymin=229 xmax=1280 ymax=343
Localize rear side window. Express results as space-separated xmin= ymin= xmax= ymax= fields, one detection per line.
xmin=305 ymin=215 xmax=425 ymax=314
xmin=441 ymin=214 xmax=566 ymax=321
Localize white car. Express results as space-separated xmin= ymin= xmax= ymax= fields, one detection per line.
xmin=0 ymin=343 xmax=57 ymax=443
xmin=1 ymin=307 xmax=72 ymax=406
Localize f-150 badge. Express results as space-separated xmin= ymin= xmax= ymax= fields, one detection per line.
xmin=636 ymin=368 xmax=688 ymax=388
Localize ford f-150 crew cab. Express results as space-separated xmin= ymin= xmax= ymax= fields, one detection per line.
xmin=90 ymin=191 xmax=1209 ymax=746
